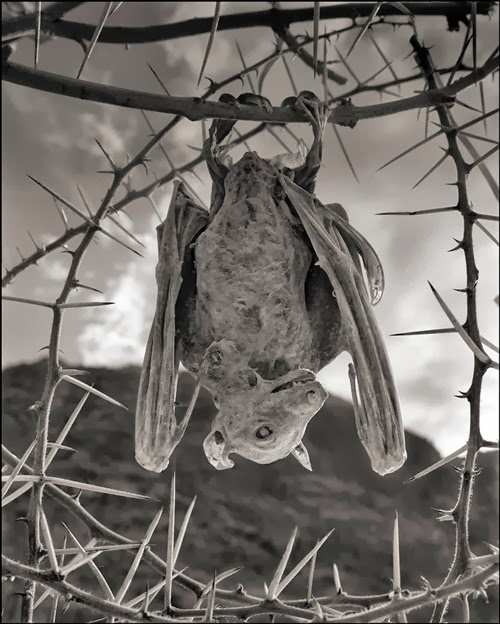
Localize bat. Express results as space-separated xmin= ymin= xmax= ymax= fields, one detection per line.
xmin=135 ymin=92 xmax=406 ymax=476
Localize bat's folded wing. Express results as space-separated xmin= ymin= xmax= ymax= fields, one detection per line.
xmin=280 ymin=174 xmax=406 ymax=475
xmin=135 ymin=181 xmax=208 ymax=473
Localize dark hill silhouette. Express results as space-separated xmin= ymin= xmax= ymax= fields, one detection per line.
xmin=2 ymin=360 xmax=498 ymax=622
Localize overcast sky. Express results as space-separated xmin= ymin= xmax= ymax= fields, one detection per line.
xmin=2 ymin=2 xmax=499 ymax=457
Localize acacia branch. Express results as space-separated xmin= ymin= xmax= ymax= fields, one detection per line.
xmin=2 ymin=555 xmax=179 ymax=623
xmin=1 ymin=225 xmax=87 ymax=287
xmin=12 ymin=91 xmax=207 ymax=623
xmin=2 ymin=2 xmax=85 ymax=42
xmin=2 ymin=2 xmax=494 ymax=45
xmin=1 ymin=445 xmax=207 ymax=599
xmin=3 ymin=552 xmax=498 ymax=623
xmin=410 ymin=35 xmax=495 ymax=624
xmin=2 ymin=47 xmax=495 ymax=290
xmin=1 ymin=53 xmax=478 ymax=290
xmin=0 ymin=444 xmax=411 ymax=614
xmin=329 ymin=563 xmax=499 ymax=623
xmin=2 ymin=54 xmax=498 ymax=125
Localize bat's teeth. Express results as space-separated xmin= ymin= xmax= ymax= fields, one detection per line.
xmin=273 ymin=380 xmax=302 ymax=392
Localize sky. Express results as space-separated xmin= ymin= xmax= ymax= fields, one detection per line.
xmin=2 ymin=2 xmax=499 ymax=457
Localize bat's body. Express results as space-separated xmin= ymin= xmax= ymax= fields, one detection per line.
xmin=179 ymin=151 xmax=343 ymax=382
xmin=136 ymin=92 xmax=406 ymax=476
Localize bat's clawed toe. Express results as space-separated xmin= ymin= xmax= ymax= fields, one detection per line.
xmin=282 ymin=91 xmax=329 ymax=131
xmin=282 ymin=90 xmax=320 ymax=110
xmin=237 ymin=92 xmax=273 ymax=113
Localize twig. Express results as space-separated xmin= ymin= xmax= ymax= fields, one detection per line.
xmin=3 ymin=553 xmax=497 ymax=623
xmin=410 ymin=34 xmax=495 ymax=624
xmin=5 ymin=3 xmax=490 ymax=45
xmin=3 ymin=54 xmax=498 ymax=123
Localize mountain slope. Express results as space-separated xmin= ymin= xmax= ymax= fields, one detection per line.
xmin=2 ymin=360 xmax=498 ymax=622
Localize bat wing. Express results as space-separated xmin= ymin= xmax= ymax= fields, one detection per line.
xmin=135 ymin=181 xmax=209 ymax=473
xmin=280 ymin=173 xmax=406 ymax=475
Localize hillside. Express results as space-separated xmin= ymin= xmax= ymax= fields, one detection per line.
xmin=2 ymin=360 xmax=498 ymax=622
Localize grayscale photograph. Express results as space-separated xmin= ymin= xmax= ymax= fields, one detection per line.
xmin=2 ymin=2 xmax=499 ymax=622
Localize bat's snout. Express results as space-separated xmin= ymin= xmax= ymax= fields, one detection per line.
xmin=203 ymin=428 xmax=235 ymax=470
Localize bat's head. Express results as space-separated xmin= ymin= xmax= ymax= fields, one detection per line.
xmin=203 ymin=368 xmax=327 ymax=471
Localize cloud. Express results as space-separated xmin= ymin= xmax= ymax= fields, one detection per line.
xmin=77 ymin=270 xmax=151 ymax=367
xmin=4 ymin=61 xmax=139 ymax=177
xmin=43 ymin=108 xmax=138 ymax=162
xmin=160 ymin=2 xmax=269 ymax=87
xmin=77 ymin=199 xmax=171 ymax=367
xmin=35 ymin=255 xmax=71 ymax=285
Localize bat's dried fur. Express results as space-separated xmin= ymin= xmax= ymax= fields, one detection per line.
xmin=136 ymin=93 xmax=406 ymax=475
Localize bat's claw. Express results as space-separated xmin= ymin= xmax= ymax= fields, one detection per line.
xmin=236 ymin=92 xmax=273 ymax=113
xmin=281 ymin=90 xmax=320 ymax=110
xmin=206 ymin=93 xmax=241 ymax=149
xmin=282 ymin=92 xmax=329 ymax=194
xmin=204 ymin=92 xmax=275 ymax=208
xmin=218 ymin=92 xmax=241 ymax=108
xmin=293 ymin=91 xmax=330 ymax=139
xmin=209 ymin=93 xmax=273 ymax=152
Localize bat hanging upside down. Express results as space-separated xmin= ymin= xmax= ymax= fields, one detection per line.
xmin=135 ymin=92 xmax=406 ymax=476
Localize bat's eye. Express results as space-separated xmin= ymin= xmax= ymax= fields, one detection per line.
xmin=255 ymin=425 xmax=273 ymax=439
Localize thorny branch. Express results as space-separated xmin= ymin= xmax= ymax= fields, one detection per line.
xmin=2 ymin=554 xmax=179 ymax=624
xmin=2 ymin=550 xmax=498 ymax=622
xmin=1 ymin=443 xmax=404 ymax=613
xmin=17 ymin=168 xmax=127 ymax=621
xmin=2 ymin=42 xmax=497 ymax=288
xmin=4 ymin=95 xmax=227 ymax=623
xmin=1 ymin=446 xmax=204 ymax=599
xmin=0 ymin=444 xmax=395 ymax=621
xmin=2 ymin=2 xmax=85 ymax=43
xmin=409 ymin=34 xmax=498 ymax=624
xmin=2 ymin=53 xmax=498 ymax=123
xmin=2 ymin=2 xmax=494 ymax=45
xmin=274 ymin=24 xmax=348 ymax=85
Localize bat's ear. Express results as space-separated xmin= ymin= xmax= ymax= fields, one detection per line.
xmin=203 ymin=426 xmax=235 ymax=470
xmin=290 ymin=441 xmax=312 ymax=471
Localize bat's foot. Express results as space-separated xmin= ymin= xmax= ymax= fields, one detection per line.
xmin=282 ymin=91 xmax=329 ymax=129
xmin=203 ymin=93 xmax=275 ymax=210
xmin=282 ymin=90 xmax=320 ymax=110
xmin=206 ymin=93 xmax=273 ymax=157
xmin=282 ymin=91 xmax=330 ymax=194
xmin=237 ymin=92 xmax=273 ymax=113
xmin=207 ymin=93 xmax=239 ymax=149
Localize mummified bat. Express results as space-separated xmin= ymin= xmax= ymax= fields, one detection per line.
xmin=135 ymin=92 xmax=406 ymax=476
